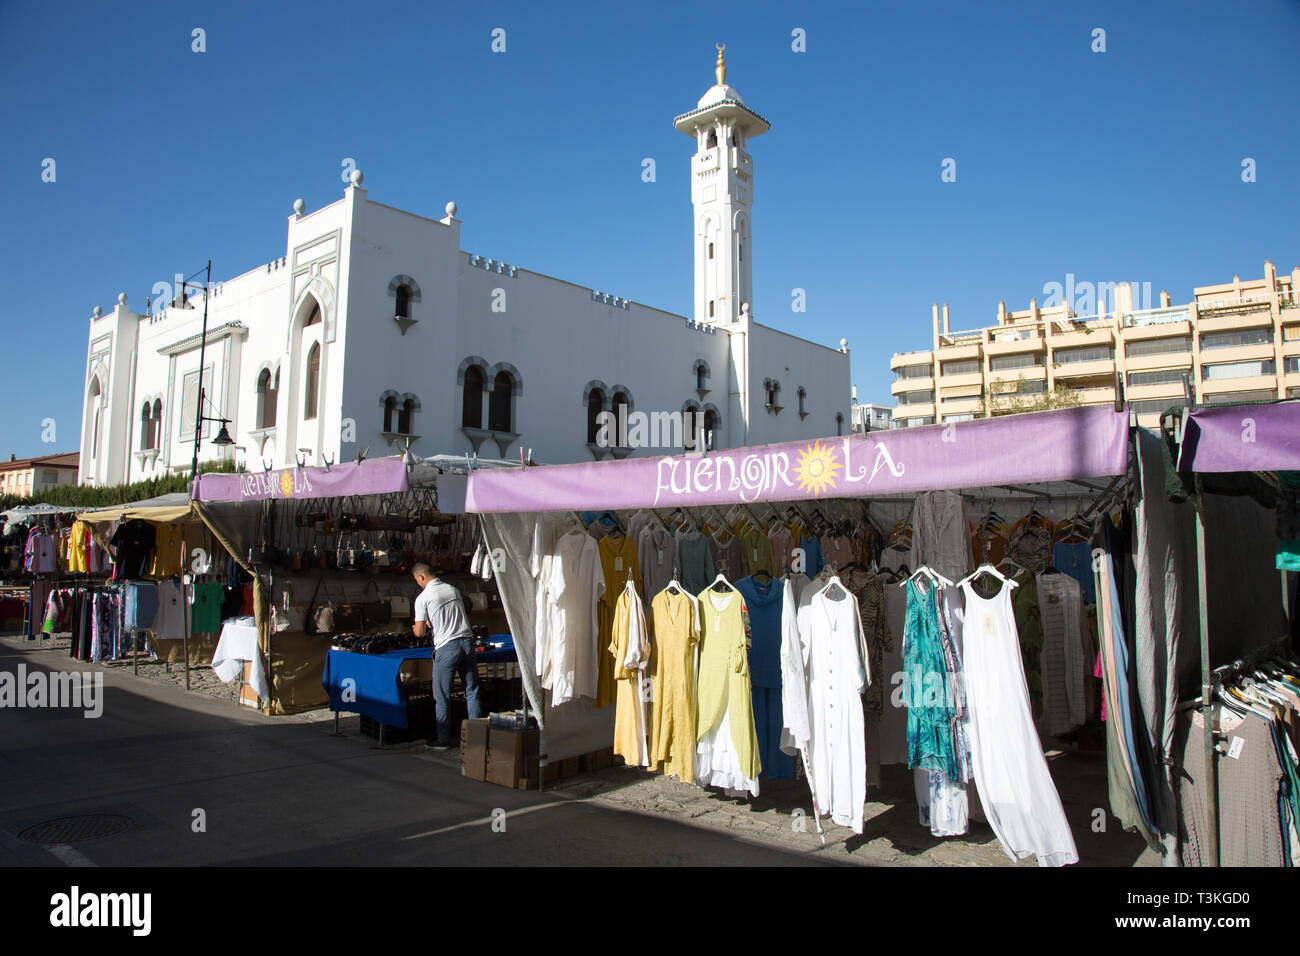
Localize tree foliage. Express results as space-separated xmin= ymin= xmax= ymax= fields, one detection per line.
xmin=0 ymin=460 xmax=236 ymax=512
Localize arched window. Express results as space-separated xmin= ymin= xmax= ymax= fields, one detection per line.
xmin=256 ymin=368 xmax=279 ymax=429
xmin=304 ymin=343 xmax=320 ymax=420
xmin=304 ymin=303 xmax=321 ymax=327
xmin=398 ymin=398 xmax=414 ymax=435
xmin=694 ymin=360 xmax=710 ymax=391
xmin=462 ymin=366 xmax=484 ymax=428
xmin=488 ymin=371 xmax=513 ymax=432
xmin=87 ymin=378 xmax=102 ymax=461
xmin=265 ymin=371 xmax=278 ymax=428
xmin=140 ymin=403 xmax=153 ymax=451
xmin=152 ymin=399 xmax=162 ymax=448
xmin=709 ymin=301 xmax=715 ymax=319
xmin=798 ymin=386 xmax=807 ymax=416
xmin=703 ymin=409 xmax=716 ymax=450
xmin=706 ymin=129 xmax=718 ymax=149
xmin=586 ymin=388 xmax=605 ymax=444
xmin=836 ymin=412 xmax=844 ymax=436
xmin=382 ymin=394 xmax=396 ymax=433
xmin=708 ymin=242 xmax=714 ymax=260
xmin=395 ymin=285 xmax=411 ymax=319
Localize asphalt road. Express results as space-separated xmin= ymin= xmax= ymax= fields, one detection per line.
xmin=0 ymin=637 xmax=838 ymax=867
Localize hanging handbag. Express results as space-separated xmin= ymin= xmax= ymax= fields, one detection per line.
xmin=360 ymin=579 xmax=391 ymax=627
xmin=271 ymin=583 xmax=305 ymax=634
xmin=304 ymin=578 xmax=330 ymax=635
xmin=331 ymin=582 xmax=365 ymax=632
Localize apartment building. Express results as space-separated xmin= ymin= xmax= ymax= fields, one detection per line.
xmin=889 ymin=260 xmax=1300 ymax=427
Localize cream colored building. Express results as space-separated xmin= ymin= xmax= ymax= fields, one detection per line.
xmin=889 ymin=260 xmax=1300 ymax=427
xmin=0 ymin=453 xmax=80 ymax=498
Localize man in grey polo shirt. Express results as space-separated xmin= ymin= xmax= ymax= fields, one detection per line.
xmin=411 ymin=563 xmax=484 ymax=748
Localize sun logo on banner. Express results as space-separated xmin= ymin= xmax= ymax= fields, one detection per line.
xmin=279 ymin=470 xmax=295 ymax=498
xmin=794 ymin=440 xmax=841 ymax=496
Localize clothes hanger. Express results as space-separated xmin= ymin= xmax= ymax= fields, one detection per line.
xmin=957 ymin=562 xmax=1020 ymax=590
xmin=708 ymin=572 xmax=734 ymax=593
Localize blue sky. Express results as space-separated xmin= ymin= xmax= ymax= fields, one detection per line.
xmin=2 ymin=0 xmax=1297 ymax=459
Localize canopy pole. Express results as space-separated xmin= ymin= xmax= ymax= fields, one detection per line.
xmin=1193 ymin=477 xmax=1219 ymax=867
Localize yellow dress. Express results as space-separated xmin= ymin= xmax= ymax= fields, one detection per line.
xmin=69 ymin=521 xmax=92 ymax=573
xmin=649 ymin=588 xmax=699 ymax=781
xmin=695 ymin=587 xmax=761 ymax=783
xmin=596 ymin=531 xmax=640 ymax=709
xmin=610 ymin=581 xmax=650 ymax=766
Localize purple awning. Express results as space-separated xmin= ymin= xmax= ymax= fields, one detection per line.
xmin=465 ymin=405 xmax=1130 ymax=514
xmin=1176 ymin=402 xmax=1300 ymax=473
xmin=192 ymin=457 xmax=410 ymax=502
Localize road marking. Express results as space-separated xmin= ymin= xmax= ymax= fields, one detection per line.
xmin=401 ymin=798 xmax=578 ymax=840
xmin=46 ymin=844 xmax=97 ymax=867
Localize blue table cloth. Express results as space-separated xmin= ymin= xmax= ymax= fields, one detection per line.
xmin=323 ymin=637 xmax=517 ymax=728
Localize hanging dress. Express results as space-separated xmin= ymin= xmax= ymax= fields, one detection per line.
xmin=648 ymin=587 xmax=699 ymax=781
xmin=798 ymin=580 xmax=869 ymax=833
xmin=611 ymin=580 xmax=651 ymax=767
xmin=961 ymin=578 xmax=1079 ymax=867
xmin=597 ymin=531 xmax=639 ymax=709
xmin=695 ymin=588 xmax=761 ymax=796
xmin=903 ymin=579 xmax=959 ymax=781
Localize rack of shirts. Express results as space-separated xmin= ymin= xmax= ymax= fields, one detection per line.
xmin=1174 ymin=644 xmax=1300 ymax=866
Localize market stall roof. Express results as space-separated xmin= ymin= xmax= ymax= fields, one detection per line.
xmin=466 ymin=405 xmax=1130 ymax=514
xmin=191 ymin=456 xmax=411 ymax=503
xmin=76 ymin=492 xmax=196 ymax=523
xmin=1176 ymin=401 xmax=1300 ymax=473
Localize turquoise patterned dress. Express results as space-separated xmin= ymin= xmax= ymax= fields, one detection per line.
xmin=903 ymin=579 xmax=959 ymax=780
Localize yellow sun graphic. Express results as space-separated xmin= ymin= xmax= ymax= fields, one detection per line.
xmin=279 ymin=469 xmax=295 ymax=498
xmin=793 ymin=440 xmax=841 ymax=496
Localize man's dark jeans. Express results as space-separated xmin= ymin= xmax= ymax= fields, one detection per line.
xmin=433 ymin=636 xmax=484 ymax=744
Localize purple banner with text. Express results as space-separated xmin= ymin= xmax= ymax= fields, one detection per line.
xmin=465 ymin=405 xmax=1130 ymax=514
xmin=1177 ymin=402 xmax=1300 ymax=473
xmin=192 ymin=457 xmax=410 ymax=502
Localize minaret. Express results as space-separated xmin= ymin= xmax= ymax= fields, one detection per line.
xmin=674 ymin=44 xmax=770 ymax=324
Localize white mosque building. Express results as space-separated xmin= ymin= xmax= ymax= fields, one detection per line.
xmin=78 ymin=48 xmax=851 ymax=486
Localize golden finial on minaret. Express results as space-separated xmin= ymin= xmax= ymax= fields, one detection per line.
xmin=715 ymin=43 xmax=726 ymax=86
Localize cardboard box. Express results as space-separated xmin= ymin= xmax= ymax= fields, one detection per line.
xmin=485 ymin=725 xmax=539 ymax=788
xmin=238 ymin=661 xmax=261 ymax=710
xmin=580 ymin=747 xmax=613 ymax=772
xmin=460 ymin=718 xmax=491 ymax=782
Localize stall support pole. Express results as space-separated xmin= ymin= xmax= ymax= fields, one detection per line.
xmin=1193 ymin=479 xmax=1219 ymax=867
xmin=182 ymin=578 xmax=192 ymax=691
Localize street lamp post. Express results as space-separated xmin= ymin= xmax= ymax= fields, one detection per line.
xmin=184 ymin=261 xmax=233 ymax=480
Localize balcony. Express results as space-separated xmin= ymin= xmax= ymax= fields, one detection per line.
xmin=890 ymin=351 xmax=933 ymax=371
xmin=1198 ymin=342 xmax=1276 ymax=363
xmin=939 ymin=395 xmax=984 ymax=415
xmin=988 ymin=365 xmax=1046 ymax=385
xmin=1198 ymin=310 xmax=1274 ymax=333
xmin=1124 ymin=352 xmax=1192 ymax=373
xmin=937 ymin=371 xmax=983 ymax=390
xmin=1053 ymin=359 xmax=1116 ymax=380
xmin=935 ymin=341 xmax=982 ymax=361
xmin=1125 ymin=382 xmax=1186 ymax=403
xmin=1070 ymin=386 xmax=1117 ymax=405
xmin=1049 ymin=327 xmax=1114 ymax=350
xmin=984 ymin=334 xmax=1045 ymax=357
xmin=1124 ymin=320 xmax=1193 ymax=342
xmin=891 ymin=378 xmax=933 ymax=397
xmin=1123 ymin=307 xmax=1191 ymax=329
xmin=1195 ymin=293 xmax=1275 ymax=318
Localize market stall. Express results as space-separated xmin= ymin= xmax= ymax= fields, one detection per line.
xmin=467 ymin=405 xmax=1136 ymax=861
xmin=190 ymin=454 xmax=523 ymax=722
xmin=1164 ymin=401 xmax=1299 ymax=866
xmin=75 ymin=493 xmax=250 ymax=688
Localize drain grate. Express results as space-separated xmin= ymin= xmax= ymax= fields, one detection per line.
xmin=18 ymin=814 xmax=134 ymax=846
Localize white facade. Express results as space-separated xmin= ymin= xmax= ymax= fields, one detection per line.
xmin=79 ymin=58 xmax=850 ymax=486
